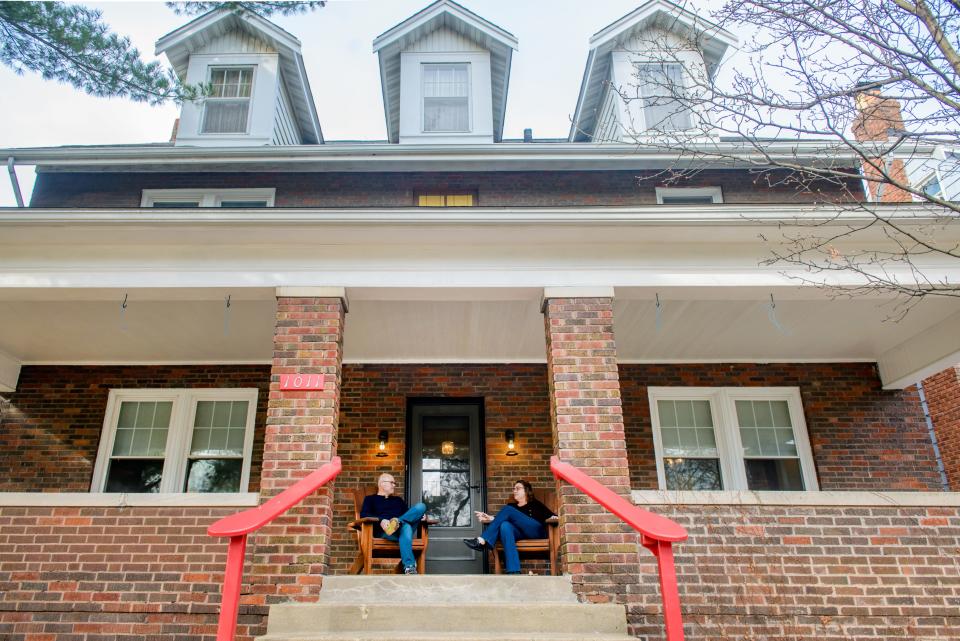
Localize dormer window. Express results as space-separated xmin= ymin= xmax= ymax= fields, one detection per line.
xmin=636 ymin=63 xmax=691 ymax=132
xmin=201 ymin=67 xmax=254 ymax=134
xmin=423 ymin=63 xmax=470 ymax=133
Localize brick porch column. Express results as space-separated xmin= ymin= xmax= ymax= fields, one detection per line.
xmin=541 ymin=287 xmax=639 ymax=603
xmin=252 ymin=287 xmax=347 ymax=603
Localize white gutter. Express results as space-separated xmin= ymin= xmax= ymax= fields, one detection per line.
xmin=6 ymin=157 xmax=23 ymax=207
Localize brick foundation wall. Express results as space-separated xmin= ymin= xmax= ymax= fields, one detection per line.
xmin=331 ymin=363 xmax=555 ymax=574
xmin=924 ymin=366 xmax=960 ymax=491
xmin=29 ymin=169 xmax=863 ymax=208
xmin=629 ymin=502 xmax=960 ymax=641
xmin=620 ymin=363 xmax=940 ymax=491
xmin=0 ymin=506 xmax=267 ymax=641
xmin=0 ymin=365 xmax=271 ymax=492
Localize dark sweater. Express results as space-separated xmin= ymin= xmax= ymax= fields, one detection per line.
xmin=509 ymin=498 xmax=555 ymax=524
xmin=360 ymin=494 xmax=409 ymax=536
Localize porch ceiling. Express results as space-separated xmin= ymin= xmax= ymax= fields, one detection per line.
xmin=0 ymin=287 xmax=957 ymax=388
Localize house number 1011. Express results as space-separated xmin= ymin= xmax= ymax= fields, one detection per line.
xmin=279 ymin=374 xmax=326 ymax=391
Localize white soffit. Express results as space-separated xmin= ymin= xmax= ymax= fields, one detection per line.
xmin=570 ymin=0 xmax=738 ymax=142
xmin=155 ymin=8 xmax=323 ymax=144
xmin=373 ymin=0 xmax=518 ymax=143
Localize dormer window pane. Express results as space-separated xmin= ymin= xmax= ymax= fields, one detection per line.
xmin=423 ymin=64 xmax=469 ymax=132
xmin=637 ymin=63 xmax=691 ymax=132
xmin=202 ymin=67 xmax=254 ymax=134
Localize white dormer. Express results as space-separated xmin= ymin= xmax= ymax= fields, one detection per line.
xmin=156 ymin=9 xmax=322 ymax=147
xmin=569 ymin=0 xmax=737 ymax=143
xmin=373 ymin=0 xmax=518 ymax=144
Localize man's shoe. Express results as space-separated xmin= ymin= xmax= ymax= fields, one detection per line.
xmin=382 ymin=518 xmax=400 ymax=535
xmin=403 ymin=565 xmax=418 ymax=575
xmin=462 ymin=537 xmax=485 ymax=551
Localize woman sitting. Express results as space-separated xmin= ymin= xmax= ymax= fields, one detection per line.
xmin=462 ymin=479 xmax=556 ymax=574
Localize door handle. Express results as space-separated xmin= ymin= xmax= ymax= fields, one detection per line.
xmin=469 ymin=484 xmax=481 ymax=491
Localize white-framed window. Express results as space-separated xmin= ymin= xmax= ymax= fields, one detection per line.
xmin=655 ymin=186 xmax=723 ymax=204
xmin=91 ymin=388 xmax=259 ymax=494
xmin=141 ymin=188 xmax=275 ymax=208
xmin=422 ymin=63 xmax=470 ymax=133
xmin=636 ymin=63 xmax=692 ymax=132
xmin=648 ymin=387 xmax=819 ymax=492
xmin=201 ymin=66 xmax=255 ymax=134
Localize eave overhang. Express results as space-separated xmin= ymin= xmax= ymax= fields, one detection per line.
xmin=155 ymin=8 xmax=323 ymax=144
xmin=570 ymin=0 xmax=738 ymax=142
xmin=372 ymin=0 xmax=518 ymax=143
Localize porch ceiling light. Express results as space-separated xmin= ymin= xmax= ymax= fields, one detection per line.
xmin=376 ymin=430 xmax=389 ymax=457
xmin=505 ymin=429 xmax=518 ymax=456
xmin=441 ymin=440 xmax=455 ymax=456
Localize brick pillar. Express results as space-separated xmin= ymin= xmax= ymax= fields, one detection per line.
xmin=251 ymin=287 xmax=347 ymax=604
xmin=923 ymin=365 xmax=960 ymax=490
xmin=542 ymin=287 xmax=639 ymax=603
xmin=852 ymin=89 xmax=912 ymax=203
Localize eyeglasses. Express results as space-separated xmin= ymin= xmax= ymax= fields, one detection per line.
xmin=382 ymin=479 xmax=396 ymax=484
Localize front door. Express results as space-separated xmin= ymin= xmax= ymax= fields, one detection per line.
xmin=408 ymin=400 xmax=484 ymax=574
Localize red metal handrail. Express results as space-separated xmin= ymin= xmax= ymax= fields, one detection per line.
xmin=207 ymin=456 xmax=342 ymax=641
xmin=550 ymin=456 xmax=687 ymax=641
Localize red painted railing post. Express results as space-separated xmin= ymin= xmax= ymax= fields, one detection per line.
xmin=648 ymin=539 xmax=684 ymax=641
xmin=216 ymin=534 xmax=248 ymax=641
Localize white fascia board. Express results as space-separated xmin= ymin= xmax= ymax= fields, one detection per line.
xmin=155 ymin=8 xmax=301 ymax=57
xmin=568 ymin=49 xmax=596 ymax=142
xmin=588 ymin=0 xmax=737 ymax=53
xmin=0 ymin=348 xmax=21 ymax=392
xmin=878 ymin=310 xmax=960 ymax=389
xmin=373 ymin=0 xmax=517 ymax=53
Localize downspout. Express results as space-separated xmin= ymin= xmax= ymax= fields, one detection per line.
xmin=917 ymin=380 xmax=950 ymax=491
xmin=7 ymin=157 xmax=24 ymax=207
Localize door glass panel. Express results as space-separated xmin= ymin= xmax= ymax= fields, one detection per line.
xmin=421 ymin=415 xmax=471 ymax=527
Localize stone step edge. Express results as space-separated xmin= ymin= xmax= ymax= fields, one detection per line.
xmin=257 ymin=634 xmax=636 ymax=641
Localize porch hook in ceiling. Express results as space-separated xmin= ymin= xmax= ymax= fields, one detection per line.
xmin=767 ymin=294 xmax=791 ymax=336
xmin=119 ymin=293 xmax=129 ymax=332
xmin=224 ymin=295 xmax=232 ymax=336
xmin=655 ymin=293 xmax=663 ymax=332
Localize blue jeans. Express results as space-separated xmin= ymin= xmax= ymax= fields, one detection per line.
xmin=481 ymin=505 xmax=547 ymax=573
xmin=377 ymin=502 xmax=427 ymax=569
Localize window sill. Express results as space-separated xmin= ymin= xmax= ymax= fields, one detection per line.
xmin=632 ymin=489 xmax=960 ymax=507
xmin=0 ymin=492 xmax=260 ymax=507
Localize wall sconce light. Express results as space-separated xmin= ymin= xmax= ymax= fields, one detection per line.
xmin=441 ymin=440 xmax=455 ymax=456
xmin=505 ymin=429 xmax=518 ymax=456
xmin=376 ymin=430 xmax=389 ymax=457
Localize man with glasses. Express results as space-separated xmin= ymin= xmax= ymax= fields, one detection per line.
xmin=359 ymin=473 xmax=427 ymax=574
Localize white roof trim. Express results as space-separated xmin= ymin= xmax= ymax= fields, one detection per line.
xmin=155 ymin=8 xmax=301 ymax=60
xmin=570 ymin=0 xmax=738 ymax=142
xmin=373 ymin=0 xmax=517 ymax=143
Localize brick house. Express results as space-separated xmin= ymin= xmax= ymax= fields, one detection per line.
xmin=1 ymin=2 xmax=959 ymax=641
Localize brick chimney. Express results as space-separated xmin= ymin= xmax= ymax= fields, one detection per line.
xmin=852 ymin=89 xmax=912 ymax=203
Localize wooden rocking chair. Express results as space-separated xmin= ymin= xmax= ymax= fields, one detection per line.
xmin=492 ymin=489 xmax=561 ymax=575
xmin=347 ymin=487 xmax=433 ymax=574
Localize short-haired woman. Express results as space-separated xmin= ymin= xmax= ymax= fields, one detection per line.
xmin=462 ymin=479 xmax=556 ymax=574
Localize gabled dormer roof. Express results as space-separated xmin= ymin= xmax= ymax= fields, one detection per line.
xmin=373 ymin=0 xmax=518 ymax=143
xmin=156 ymin=8 xmax=323 ymax=144
xmin=569 ymin=0 xmax=737 ymax=142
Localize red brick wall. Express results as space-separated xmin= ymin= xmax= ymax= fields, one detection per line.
xmin=330 ymin=363 xmax=555 ymax=574
xmin=620 ymin=363 xmax=940 ymax=491
xmin=924 ymin=366 xmax=960 ymax=491
xmin=29 ymin=169 xmax=863 ymax=208
xmin=0 ymin=506 xmax=267 ymax=641
xmin=0 ymin=365 xmax=271 ymax=492
xmin=629 ymin=502 xmax=960 ymax=641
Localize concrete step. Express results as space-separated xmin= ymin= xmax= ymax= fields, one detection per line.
xmin=264 ymin=603 xmax=629 ymax=637
xmin=258 ymin=635 xmax=634 ymax=641
xmin=316 ymin=575 xmax=580 ymax=604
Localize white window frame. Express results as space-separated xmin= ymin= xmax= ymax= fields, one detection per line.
xmin=421 ymin=62 xmax=472 ymax=134
xmin=634 ymin=62 xmax=693 ymax=133
xmin=655 ymin=187 xmax=723 ymax=204
xmin=91 ymin=388 xmax=259 ymax=494
xmin=200 ymin=65 xmax=256 ymax=136
xmin=648 ymin=387 xmax=819 ymax=492
xmin=141 ymin=188 xmax=276 ymax=208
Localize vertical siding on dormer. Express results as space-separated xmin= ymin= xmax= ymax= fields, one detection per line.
xmin=195 ymin=29 xmax=277 ymax=54
xmin=273 ymin=76 xmax=299 ymax=145
xmin=594 ymin=84 xmax=622 ymax=143
xmin=402 ymin=27 xmax=484 ymax=53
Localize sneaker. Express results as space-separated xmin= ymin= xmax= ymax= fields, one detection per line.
xmin=462 ymin=537 xmax=485 ymax=552
xmin=403 ymin=565 xmax=418 ymax=575
xmin=382 ymin=518 xmax=400 ymax=535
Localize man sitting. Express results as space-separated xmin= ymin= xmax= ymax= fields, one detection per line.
xmin=359 ymin=472 xmax=427 ymax=574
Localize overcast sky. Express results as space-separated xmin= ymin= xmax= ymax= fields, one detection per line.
xmin=0 ymin=0 xmax=727 ymax=205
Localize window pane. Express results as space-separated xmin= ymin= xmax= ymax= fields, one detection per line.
xmin=661 ymin=427 xmax=681 ymax=455
xmin=770 ymin=401 xmax=792 ymax=427
xmin=192 ymin=400 xmax=247 ymax=457
xmin=230 ymin=401 xmax=249 ymax=427
xmin=424 ymin=97 xmax=469 ymax=132
xmin=745 ymin=458 xmax=804 ymax=491
xmin=664 ymin=457 xmax=722 ymax=490
xmin=195 ymin=401 xmax=214 ymax=428
xmin=660 ymin=196 xmax=716 ymax=205
xmin=420 ymin=414 xmax=471 ymax=527
xmin=105 ymin=459 xmax=163 ymax=493
xmin=737 ymin=399 xmax=798 ymax=457
xmin=637 ymin=63 xmax=691 ymax=131
xmin=202 ymin=100 xmax=249 ymax=134
xmin=219 ymin=201 xmax=268 ymax=208
xmin=186 ymin=459 xmax=242 ymax=493
xmin=418 ymin=194 xmax=445 ymax=206
xmin=657 ymin=400 xmax=677 ymax=428
xmin=658 ymin=399 xmax=717 ymax=457
xmin=151 ymin=201 xmax=201 ymax=208
xmin=114 ymin=401 xmax=171 ymax=456
xmin=446 ymin=194 xmax=474 ymax=206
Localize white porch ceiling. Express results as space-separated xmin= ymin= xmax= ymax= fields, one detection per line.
xmin=0 ymin=287 xmax=957 ymax=389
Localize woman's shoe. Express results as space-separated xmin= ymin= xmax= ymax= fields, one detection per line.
xmin=462 ymin=537 xmax=485 ymax=551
